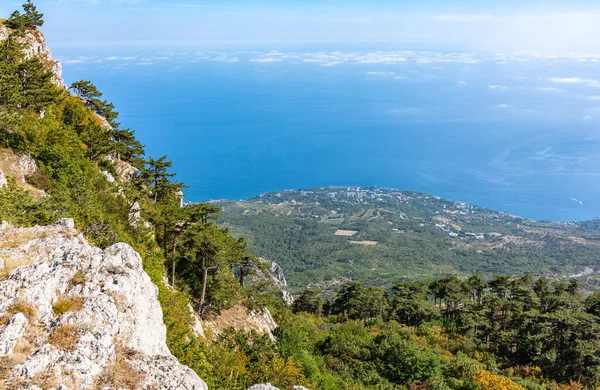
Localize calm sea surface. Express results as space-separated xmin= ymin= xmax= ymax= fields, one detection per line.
xmin=55 ymin=45 xmax=600 ymax=221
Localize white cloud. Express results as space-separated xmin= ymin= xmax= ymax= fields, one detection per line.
xmin=587 ymin=79 xmax=600 ymax=87
xmin=136 ymin=61 xmax=153 ymax=66
xmin=322 ymin=61 xmax=345 ymax=67
xmin=547 ymin=78 xmax=600 ymax=87
xmin=63 ymin=59 xmax=85 ymax=64
xmin=588 ymin=96 xmax=600 ymax=100
xmin=536 ymin=87 xmax=564 ymax=92
xmin=583 ymin=115 xmax=594 ymax=121
xmin=250 ymin=58 xmax=282 ymax=63
xmin=549 ymin=77 xmax=583 ymax=84
xmin=356 ymin=56 xmax=406 ymax=64
xmin=494 ymin=104 xmax=509 ymax=109
xmin=570 ymin=198 xmax=583 ymax=206
xmin=431 ymin=14 xmax=495 ymax=22
xmin=489 ymin=85 xmax=507 ymax=90
xmin=457 ymin=80 xmax=468 ymax=86
xmin=367 ymin=71 xmax=395 ymax=76
xmin=212 ymin=55 xmax=239 ymax=62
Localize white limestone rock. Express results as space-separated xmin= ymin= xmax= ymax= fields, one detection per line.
xmin=0 ymin=170 xmax=7 ymax=189
xmin=248 ymin=385 xmax=312 ymax=390
xmin=248 ymin=384 xmax=280 ymax=390
xmin=102 ymin=171 xmax=115 ymax=184
xmin=0 ymin=313 xmax=27 ymax=356
xmin=202 ymin=304 xmax=278 ymax=342
xmin=0 ymin=220 xmax=207 ymax=390
xmin=0 ymin=150 xmax=39 ymax=186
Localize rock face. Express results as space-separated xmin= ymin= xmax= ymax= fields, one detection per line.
xmin=0 ymin=149 xmax=39 ymax=186
xmin=242 ymin=258 xmax=294 ymax=305
xmin=102 ymin=155 xmax=140 ymax=183
xmin=248 ymin=385 xmax=310 ymax=390
xmin=0 ymin=148 xmax=45 ymax=197
xmin=0 ymin=24 xmax=65 ymax=87
xmin=248 ymin=384 xmax=279 ymax=390
xmin=202 ymin=304 xmax=278 ymax=341
xmin=0 ymin=219 xmax=207 ymax=389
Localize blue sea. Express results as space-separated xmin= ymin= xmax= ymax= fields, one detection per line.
xmin=54 ymin=44 xmax=600 ymax=222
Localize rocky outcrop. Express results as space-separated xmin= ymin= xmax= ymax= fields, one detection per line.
xmin=202 ymin=304 xmax=278 ymax=341
xmin=0 ymin=148 xmax=45 ymax=197
xmin=0 ymin=149 xmax=38 ymax=186
xmin=0 ymin=23 xmax=64 ymax=87
xmin=0 ymin=219 xmax=207 ymax=389
xmin=242 ymin=258 xmax=294 ymax=305
xmin=102 ymin=155 xmax=140 ymax=183
xmin=248 ymin=385 xmax=310 ymax=390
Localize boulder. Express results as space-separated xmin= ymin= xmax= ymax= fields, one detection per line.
xmin=0 ymin=221 xmax=207 ymax=389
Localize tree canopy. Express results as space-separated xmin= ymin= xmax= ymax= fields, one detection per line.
xmin=5 ymin=1 xmax=44 ymax=31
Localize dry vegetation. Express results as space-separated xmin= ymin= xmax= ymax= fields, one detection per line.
xmin=95 ymin=345 xmax=146 ymax=390
xmin=49 ymin=324 xmax=79 ymax=352
xmin=3 ymin=300 xmax=36 ymax=322
xmin=52 ymin=296 xmax=85 ymax=316
xmin=0 ymin=229 xmax=52 ymax=249
xmin=69 ymin=270 xmax=88 ymax=286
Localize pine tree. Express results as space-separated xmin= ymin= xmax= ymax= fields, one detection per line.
xmin=70 ymin=80 xmax=102 ymax=101
xmin=17 ymin=57 xmax=59 ymax=111
xmin=144 ymin=155 xmax=181 ymax=202
xmin=80 ymin=123 xmax=115 ymax=161
xmin=5 ymin=1 xmax=44 ymax=31
xmin=22 ymin=0 xmax=44 ymax=27
xmin=112 ymin=128 xmax=145 ymax=163
xmin=292 ymin=289 xmax=325 ymax=316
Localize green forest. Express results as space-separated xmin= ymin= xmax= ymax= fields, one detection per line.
xmin=1 ymin=2 xmax=600 ymax=390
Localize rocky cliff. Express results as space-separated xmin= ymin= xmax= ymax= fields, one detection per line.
xmin=0 ymin=148 xmax=45 ymax=198
xmin=0 ymin=22 xmax=64 ymax=87
xmin=0 ymin=219 xmax=207 ymax=389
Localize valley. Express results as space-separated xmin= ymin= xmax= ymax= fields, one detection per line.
xmin=216 ymin=187 xmax=600 ymax=292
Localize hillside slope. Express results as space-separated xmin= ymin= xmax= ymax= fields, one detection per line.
xmin=216 ymin=187 xmax=600 ymax=292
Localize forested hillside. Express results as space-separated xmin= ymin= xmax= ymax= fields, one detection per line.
xmin=0 ymin=2 xmax=297 ymax=388
xmin=2 ymin=2 xmax=600 ymax=390
xmin=216 ymin=187 xmax=600 ymax=292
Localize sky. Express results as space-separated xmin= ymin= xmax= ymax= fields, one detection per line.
xmin=4 ymin=0 xmax=600 ymax=51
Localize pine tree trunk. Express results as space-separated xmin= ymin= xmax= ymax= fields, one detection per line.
xmin=171 ymin=238 xmax=177 ymax=287
xmin=200 ymin=266 xmax=209 ymax=310
xmin=199 ymin=257 xmax=218 ymax=315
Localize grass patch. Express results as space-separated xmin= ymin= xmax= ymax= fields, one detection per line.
xmin=0 ymin=230 xmax=49 ymax=249
xmin=4 ymin=301 xmax=36 ymax=321
xmin=95 ymin=345 xmax=146 ymax=390
xmin=69 ymin=271 xmax=88 ymax=286
xmin=0 ymin=257 xmax=33 ymax=279
xmin=52 ymin=296 xmax=85 ymax=316
xmin=49 ymin=324 xmax=79 ymax=352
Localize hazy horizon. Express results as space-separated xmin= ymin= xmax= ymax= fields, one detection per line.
xmin=6 ymin=0 xmax=600 ymax=52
